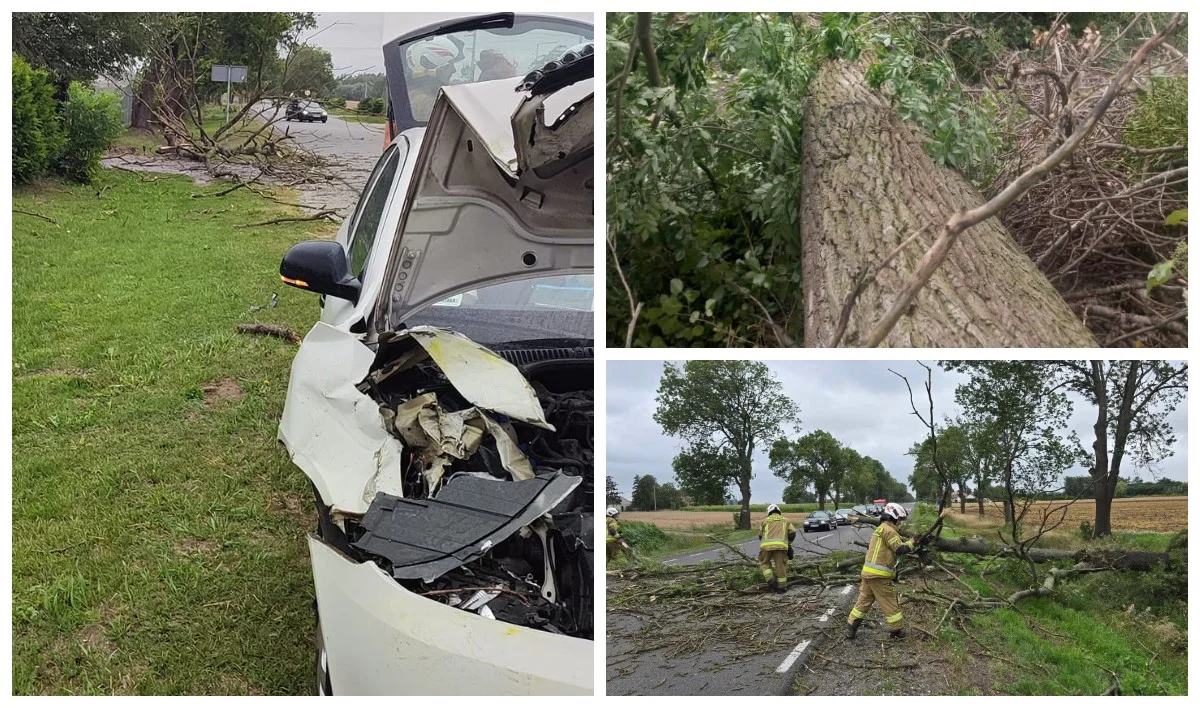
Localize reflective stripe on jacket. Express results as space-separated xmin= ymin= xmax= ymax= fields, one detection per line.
xmin=607 ymin=517 xmax=620 ymax=543
xmin=759 ymin=514 xmax=794 ymax=551
xmin=861 ymin=522 xmax=912 ymax=578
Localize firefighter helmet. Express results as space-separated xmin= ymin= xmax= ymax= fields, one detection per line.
xmin=881 ymin=502 xmax=908 ymax=522
xmin=408 ymin=37 xmax=461 ymax=78
xmin=606 ymin=507 xmax=620 ymax=517
xmin=766 ymin=503 xmax=782 ymax=516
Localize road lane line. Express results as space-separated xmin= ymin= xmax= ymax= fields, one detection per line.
xmin=841 ymin=584 xmax=854 ymax=595
xmin=816 ymin=534 xmax=832 ymax=541
xmin=776 ymin=639 xmax=811 ymax=674
xmin=818 ymin=607 xmax=838 ymax=622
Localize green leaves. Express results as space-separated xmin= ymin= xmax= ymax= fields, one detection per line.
xmin=606 ymin=12 xmax=811 ymax=347
xmin=1146 ymin=260 xmax=1175 ymax=293
xmin=1164 ymin=209 xmax=1188 ymax=226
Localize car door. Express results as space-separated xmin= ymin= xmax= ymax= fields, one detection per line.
xmin=319 ymin=137 xmax=412 ymax=327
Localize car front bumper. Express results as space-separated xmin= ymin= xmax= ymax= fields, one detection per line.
xmin=309 ymin=535 xmax=593 ymax=695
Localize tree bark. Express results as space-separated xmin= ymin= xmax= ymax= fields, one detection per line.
xmin=853 ymin=516 xmax=1174 ymax=571
xmin=800 ymin=61 xmax=1097 ymax=347
xmin=736 ymin=474 xmax=751 ymax=530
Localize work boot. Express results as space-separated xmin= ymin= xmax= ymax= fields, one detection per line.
xmin=845 ymin=618 xmax=862 ymax=640
xmin=767 ymin=577 xmax=779 ymax=592
xmin=776 ymin=581 xmax=788 ymax=595
xmin=889 ymin=628 xmax=907 ymax=640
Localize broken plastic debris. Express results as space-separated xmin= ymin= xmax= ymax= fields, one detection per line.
xmin=352 ymin=471 xmax=580 ymax=583
xmin=386 ymin=392 xmax=534 ymax=492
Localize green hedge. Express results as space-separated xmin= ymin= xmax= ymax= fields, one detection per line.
xmin=13 ymin=54 xmax=124 ymax=185
xmin=12 ymin=53 xmax=64 ymax=184
xmin=54 ymin=82 xmax=124 ymax=183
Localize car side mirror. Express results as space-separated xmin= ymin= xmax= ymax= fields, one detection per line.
xmin=280 ymin=240 xmax=361 ymax=304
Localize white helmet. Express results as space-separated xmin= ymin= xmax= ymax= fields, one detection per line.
xmin=606 ymin=507 xmax=620 ymax=517
xmin=766 ymin=503 xmax=782 ymax=515
xmin=881 ymin=502 xmax=908 ymax=522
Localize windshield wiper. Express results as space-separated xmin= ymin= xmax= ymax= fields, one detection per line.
xmin=397 ymin=12 xmax=514 ymax=46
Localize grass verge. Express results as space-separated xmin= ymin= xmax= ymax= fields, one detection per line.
xmin=327 ymin=108 xmax=388 ymax=124
xmin=611 ymin=521 xmax=757 ymax=561
xmin=12 ymin=168 xmax=334 ymax=694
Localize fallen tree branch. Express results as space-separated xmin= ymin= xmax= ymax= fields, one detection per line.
xmin=238 ymin=209 xmax=339 ymax=228
xmin=236 ymin=323 xmax=301 ymax=344
xmin=862 ymin=13 xmax=1186 ymax=347
xmin=13 ymin=208 xmax=60 ymax=226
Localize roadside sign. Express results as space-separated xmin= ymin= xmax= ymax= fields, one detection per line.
xmin=211 ymin=65 xmax=248 ymax=83
xmin=211 ymin=65 xmax=249 ymax=123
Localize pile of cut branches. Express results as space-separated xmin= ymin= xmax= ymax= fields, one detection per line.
xmin=989 ymin=15 xmax=1188 ymax=346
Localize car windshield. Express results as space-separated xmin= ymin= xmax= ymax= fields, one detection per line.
xmin=810 ymin=511 xmax=828 ymax=519
xmin=401 ymin=274 xmax=593 ymax=345
xmin=398 ymin=18 xmax=592 ymax=124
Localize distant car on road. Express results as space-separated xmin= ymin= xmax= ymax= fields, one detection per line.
xmin=803 ymin=510 xmax=835 ymax=532
xmin=286 ymin=99 xmax=328 ymax=123
xmin=832 ymin=508 xmax=854 ymax=526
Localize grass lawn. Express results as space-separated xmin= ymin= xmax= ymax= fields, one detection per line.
xmin=326 ymin=107 xmax=388 ymax=125
xmin=12 ymin=168 xmax=335 ymax=694
xmin=610 ymin=520 xmax=757 ymax=562
xmin=898 ymin=504 xmax=1187 ymax=694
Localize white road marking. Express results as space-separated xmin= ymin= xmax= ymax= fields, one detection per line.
xmin=663 ymin=550 xmax=713 ymax=565
xmin=818 ymin=606 xmax=839 ymax=623
xmin=816 ymin=534 xmax=832 ymax=541
xmin=841 ymin=584 xmax=854 ymax=595
xmin=776 ymin=639 xmax=811 ymax=674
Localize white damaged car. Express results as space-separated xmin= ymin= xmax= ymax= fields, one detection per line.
xmin=275 ymin=15 xmax=593 ymax=695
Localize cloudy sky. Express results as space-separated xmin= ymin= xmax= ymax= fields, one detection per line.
xmin=605 ymin=360 xmax=1188 ymax=503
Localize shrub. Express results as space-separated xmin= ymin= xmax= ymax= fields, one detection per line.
xmin=12 ymin=53 xmax=64 ymax=185
xmin=358 ymin=97 xmax=384 ymax=115
xmin=53 ymin=82 xmax=125 ymax=184
xmin=324 ymin=96 xmax=346 ymax=109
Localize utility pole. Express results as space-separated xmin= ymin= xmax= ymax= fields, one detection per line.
xmin=225 ymin=71 xmax=232 ymax=124
xmin=653 ymin=484 xmax=657 ymax=511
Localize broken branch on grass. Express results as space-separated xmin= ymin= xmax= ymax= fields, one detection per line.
xmin=862 ymin=13 xmax=1186 ymax=347
xmin=238 ymin=209 xmax=339 ymax=228
xmin=13 ymin=208 xmax=60 ymax=226
xmin=236 ymin=323 xmax=302 ymax=344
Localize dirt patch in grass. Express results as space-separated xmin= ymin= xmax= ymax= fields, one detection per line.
xmin=175 ymin=537 xmax=221 ymax=557
xmin=269 ymin=491 xmax=313 ymax=529
xmin=202 ymin=378 xmax=244 ymax=405
xmin=76 ymin=624 xmax=117 ymax=656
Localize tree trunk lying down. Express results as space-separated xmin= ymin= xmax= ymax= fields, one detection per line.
xmin=928 ymin=535 xmax=1172 ymax=572
xmin=850 ymin=516 xmax=1174 ymax=571
xmin=800 ymin=61 xmax=1097 ymax=347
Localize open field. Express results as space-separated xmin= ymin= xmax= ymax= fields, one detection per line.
xmin=626 ymin=496 xmax=1186 ymax=533
xmin=957 ymin=496 xmax=1187 ymax=533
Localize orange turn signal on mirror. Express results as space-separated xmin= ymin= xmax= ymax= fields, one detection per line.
xmin=281 ymin=275 xmax=309 ymax=288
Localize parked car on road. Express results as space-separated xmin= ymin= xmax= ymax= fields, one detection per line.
xmin=803 ymin=510 xmax=835 ymax=532
xmin=286 ymin=99 xmax=328 ymax=122
xmin=276 ymin=13 xmax=594 ymax=696
xmin=833 ymin=508 xmax=854 ymax=525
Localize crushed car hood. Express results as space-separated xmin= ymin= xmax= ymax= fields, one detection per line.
xmin=373 ymin=74 xmax=594 ymax=334
xmin=279 ymin=324 xmax=552 ymax=516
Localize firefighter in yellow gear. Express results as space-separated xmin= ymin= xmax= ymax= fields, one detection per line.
xmin=758 ymin=504 xmax=796 ymax=593
xmin=606 ymin=507 xmax=623 ymax=564
xmin=846 ymin=502 xmax=940 ymax=640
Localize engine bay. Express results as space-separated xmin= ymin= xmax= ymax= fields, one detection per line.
xmin=334 ymin=331 xmax=593 ymax=640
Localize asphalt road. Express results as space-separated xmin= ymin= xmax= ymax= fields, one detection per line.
xmin=608 ymin=505 xmax=916 ymax=695
xmin=256 ymin=104 xmax=389 ymax=213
